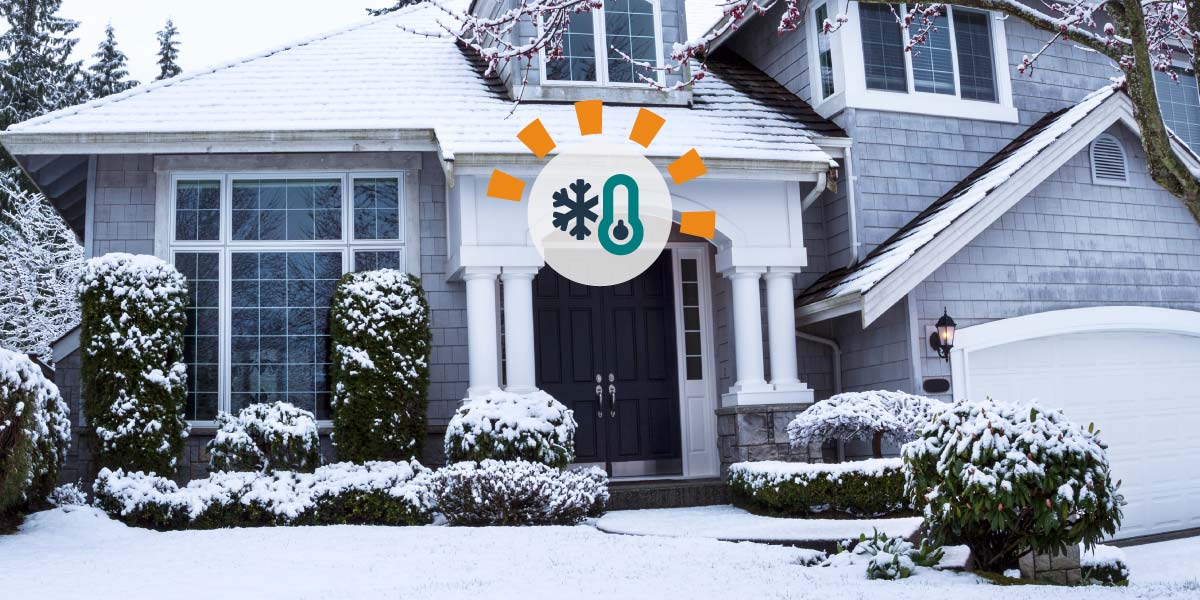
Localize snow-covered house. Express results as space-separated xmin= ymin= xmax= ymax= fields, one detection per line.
xmin=2 ymin=0 xmax=1198 ymax=541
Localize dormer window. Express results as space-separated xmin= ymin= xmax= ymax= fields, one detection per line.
xmin=543 ymin=0 xmax=663 ymax=86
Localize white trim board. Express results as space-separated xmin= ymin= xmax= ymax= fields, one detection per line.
xmin=949 ymin=306 xmax=1200 ymax=401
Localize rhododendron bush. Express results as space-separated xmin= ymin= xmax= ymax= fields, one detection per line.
xmin=902 ymin=398 xmax=1122 ymax=571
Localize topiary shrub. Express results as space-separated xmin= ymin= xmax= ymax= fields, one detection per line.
xmin=444 ymin=390 xmax=576 ymax=468
xmin=431 ymin=460 xmax=607 ymax=526
xmin=788 ymin=390 xmax=944 ymax=458
xmin=0 ymin=348 xmax=71 ymax=518
xmin=903 ymin=398 xmax=1122 ymax=572
xmin=208 ymin=402 xmax=321 ymax=473
xmin=80 ymin=253 xmax=189 ymax=474
xmin=728 ymin=458 xmax=907 ymax=517
xmin=329 ymin=269 xmax=431 ymax=462
xmin=93 ymin=460 xmax=434 ymax=530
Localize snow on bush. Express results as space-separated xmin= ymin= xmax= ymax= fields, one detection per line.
xmin=902 ymin=398 xmax=1122 ymax=572
xmin=1081 ymin=544 xmax=1130 ymax=586
xmin=48 ymin=482 xmax=88 ymax=507
xmin=445 ymin=390 xmax=576 ymax=468
xmin=79 ymin=253 xmax=188 ymax=474
xmin=432 ymin=460 xmax=607 ymax=526
xmin=330 ymin=269 xmax=431 ymax=462
xmin=0 ymin=347 xmax=70 ymax=516
xmin=728 ymin=458 xmax=907 ymax=518
xmin=825 ymin=529 xmax=943 ymax=580
xmin=93 ymin=460 xmax=434 ymax=530
xmin=788 ymin=390 xmax=943 ymax=456
xmin=208 ymin=402 xmax=321 ymax=473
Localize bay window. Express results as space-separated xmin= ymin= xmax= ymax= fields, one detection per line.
xmin=543 ymin=0 xmax=663 ymax=86
xmin=169 ymin=171 xmax=411 ymax=423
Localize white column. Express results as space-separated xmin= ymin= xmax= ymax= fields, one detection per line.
xmin=765 ymin=269 xmax=802 ymax=389
xmin=727 ymin=268 xmax=769 ymax=391
xmin=501 ymin=267 xmax=539 ymax=393
xmin=463 ymin=267 xmax=501 ymax=397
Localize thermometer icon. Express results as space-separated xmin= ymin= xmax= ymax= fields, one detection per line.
xmin=598 ymin=174 xmax=644 ymax=256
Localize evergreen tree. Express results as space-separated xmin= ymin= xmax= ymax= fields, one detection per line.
xmin=0 ymin=0 xmax=85 ymax=135
xmin=155 ymin=19 xmax=181 ymax=80
xmin=87 ymin=23 xmax=138 ymax=99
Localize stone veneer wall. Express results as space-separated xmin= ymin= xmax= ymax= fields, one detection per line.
xmin=716 ymin=403 xmax=811 ymax=474
xmin=1019 ymin=546 xmax=1082 ymax=585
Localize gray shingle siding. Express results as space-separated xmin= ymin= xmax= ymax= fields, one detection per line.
xmin=833 ymin=301 xmax=912 ymax=393
xmin=92 ymin=154 xmax=156 ymax=256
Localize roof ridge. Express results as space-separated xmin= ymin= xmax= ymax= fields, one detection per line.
xmin=7 ymin=6 xmax=424 ymax=133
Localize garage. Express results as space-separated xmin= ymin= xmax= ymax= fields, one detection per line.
xmin=951 ymin=307 xmax=1200 ymax=541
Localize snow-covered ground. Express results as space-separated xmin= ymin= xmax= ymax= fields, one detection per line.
xmin=2 ymin=506 xmax=1199 ymax=600
xmin=595 ymin=504 xmax=924 ymax=542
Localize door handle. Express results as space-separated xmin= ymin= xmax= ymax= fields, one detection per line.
xmin=607 ymin=372 xmax=616 ymax=418
xmin=595 ymin=374 xmax=604 ymax=419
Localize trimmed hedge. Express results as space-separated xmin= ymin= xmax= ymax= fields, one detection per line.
xmin=444 ymin=390 xmax=576 ymax=468
xmin=329 ymin=269 xmax=431 ymax=462
xmin=432 ymin=460 xmax=608 ymax=526
xmin=728 ymin=458 xmax=907 ymax=518
xmin=208 ymin=402 xmax=321 ymax=473
xmin=0 ymin=348 xmax=71 ymax=517
xmin=93 ymin=461 xmax=434 ymax=530
xmin=80 ymin=253 xmax=189 ymax=474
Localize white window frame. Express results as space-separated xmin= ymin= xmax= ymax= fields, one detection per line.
xmin=813 ymin=0 xmax=1016 ymax=123
xmin=807 ymin=1 xmax=845 ymax=104
xmin=166 ymin=170 xmax=415 ymax=427
xmin=538 ymin=0 xmax=667 ymax=88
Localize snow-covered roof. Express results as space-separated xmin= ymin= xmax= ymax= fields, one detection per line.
xmin=2 ymin=0 xmax=841 ymax=166
xmin=685 ymin=0 xmax=727 ymax=41
xmin=796 ymin=86 xmax=1131 ymax=324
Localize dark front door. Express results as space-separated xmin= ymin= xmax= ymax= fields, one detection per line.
xmin=533 ymin=252 xmax=682 ymax=477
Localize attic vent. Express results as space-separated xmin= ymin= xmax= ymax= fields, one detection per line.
xmin=1090 ymin=134 xmax=1128 ymax=185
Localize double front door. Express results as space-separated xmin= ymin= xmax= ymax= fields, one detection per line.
xmin=532 ymin=253 xmax=683 ymax=477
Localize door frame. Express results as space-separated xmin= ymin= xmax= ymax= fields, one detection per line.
xmin=950 ymin=306 xmax=1200 ymax=401
xmin=667 ymin=242 xmax=720 ymax=477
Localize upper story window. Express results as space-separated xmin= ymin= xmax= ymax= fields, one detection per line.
xmin=859 ymin=3 xmax=996 ymax=101
xmin=543 ymin=0 xmax=663 ymax=86
xmin=1154 ymin=70 xmax=1200 ymax=151
xmin=813 ymin=3 xmax=837 ymax=99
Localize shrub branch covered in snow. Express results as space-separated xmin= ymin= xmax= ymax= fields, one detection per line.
xmin=788 ymin=390 xmax=943 ymax=457
xmin=728 ymin=459 xmax=907 ymax=518
xmin=825 ymin=529 xmax=944 ymax=580
xmin=93 ymin=460 xmax=434 ymax=530
xmin=445 ymin=390 xmax=576 ymax=468
xmin=432 ymin=460 xmax=607 ymax=526
xmin=208 ymin=402 xmax=321 ymax=473
xmin=80 ymin=253 xmax=189 ymax=474
xmin=902 ymin=398 xmax=1122 ymax=572
xmin=1081 ymin=544 xmax=1130 ymax=586
xmin=0 ymin=347 xmax=70 ymax=516
xmin=330 ymin=269 xmax=431 ymax=462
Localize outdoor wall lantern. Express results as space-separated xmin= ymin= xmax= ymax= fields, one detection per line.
xmin=929 ymin=308 xmax=957 ymax=362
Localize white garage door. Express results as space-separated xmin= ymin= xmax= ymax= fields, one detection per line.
xmin=966 ymin=330 xmax=1200 ymax=540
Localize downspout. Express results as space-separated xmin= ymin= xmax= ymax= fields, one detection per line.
xmin=800 ymin=171 xmax=827 ymax=212
xmin=795 ymin=328 xmax=842 ymax=462
xmin=844 ymin=146 xmax=860 ymax=268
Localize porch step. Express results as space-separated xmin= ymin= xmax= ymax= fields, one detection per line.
xmin=606 ymin=477 xmax=730 ymax=511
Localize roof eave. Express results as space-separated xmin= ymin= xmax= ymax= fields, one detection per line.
xmin=794 ymin=291 xmax=862 ymax=325
xmin=0 ymin=128 xmax=440 ymax=156
xmin=450 ymin=151 xmax=836 ymax=181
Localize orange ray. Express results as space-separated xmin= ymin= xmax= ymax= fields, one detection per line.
xmin=629 ymin=108 xmax=665 ymax=148
xmin=487 ymin=169 xmax=525 ymax=202
xmin=575 ymin=100 xmax=603 ymax=136
xmin=518 ymin=118 xmax=556 ymax=159
xmin=668 ymin=149 xmax=707 ymax=185
xmin=679 ymin=211 xmax=716 ymax=239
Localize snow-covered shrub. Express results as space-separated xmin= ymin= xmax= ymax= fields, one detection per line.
xmin=432 ymin=460 xmax=607 ymax=526
xmin=728 ymin=458 xmax=907 ymax=517
xmin=1081 ymin=544 xmax=1130 ymax=586
xmin=825 ymin=530 xmax=943 ymax=581
xmin=92 ymin=460 xmax=434 ymax=530
xmin=445 ymin=390 xmax=576 ymax=468
xmin=0 ymin=348 xmax=70 ymax=516
xmin=903 ymin=399 xmax=1122 ymax=572
xmin=47 ymin=482 xmax=88 ymax=507
xmin=329 ymin=269 xmax=431 ymax=462
xmin=788 ymin=390 xmax=943 ymax=457
xmin=208 ymin=402 xmax=321 ymax=473
xmin=79 ymin=253 xmax=188 ymax=474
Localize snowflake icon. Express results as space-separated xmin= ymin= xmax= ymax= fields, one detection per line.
xmin=552 ymin=178 xmax=600 ymax=240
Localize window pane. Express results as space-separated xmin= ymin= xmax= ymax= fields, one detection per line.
xmin=860 ymin=3 xmax=907 ymax=92
xmin=815 ymin=4 xmax=836 ymax=99
xmin=230 ymin=251 xmax=341 ymax=416
xmin=176 ymin=252 xmax=220 ymax=420
xmin=353 ymin=178 xmax=402 ymax=240
xmin=547 ymin=13 xmax=598 ymax=82
xmin=679 ymin=258 xmax=703 ymax=380
xmin=175 ymin=180 xmax=221 ymax=241
xmin=354 ymin=250 xmax=403 ymax=272
xmin=953 ymin=9 xmax=996 ymax=101
xmin=605 ymin=0 xmax=657 ymax=84
xmin=910 ymin=14 xmax=955 ymax=95
xmin=230 ymin=179 xmax=342 ymax=241
xmin=1155 ymin=70 xmax=1200 ymax=151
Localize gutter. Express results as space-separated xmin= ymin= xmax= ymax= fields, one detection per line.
xmin=800 ymin=171 xmax=827 ymax=212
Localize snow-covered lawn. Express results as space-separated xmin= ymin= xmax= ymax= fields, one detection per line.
xmin=2 ymin=507 xmax=1199 ymax=600
xmin=596 ymin=504 xmax=923 ymax=542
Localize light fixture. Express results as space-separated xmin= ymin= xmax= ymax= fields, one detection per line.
xmin=929 ymin=308 xmax=956 ymax=362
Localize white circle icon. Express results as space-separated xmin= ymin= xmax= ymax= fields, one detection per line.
xmin=528 ymin=142 xmax=672 ymax=287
